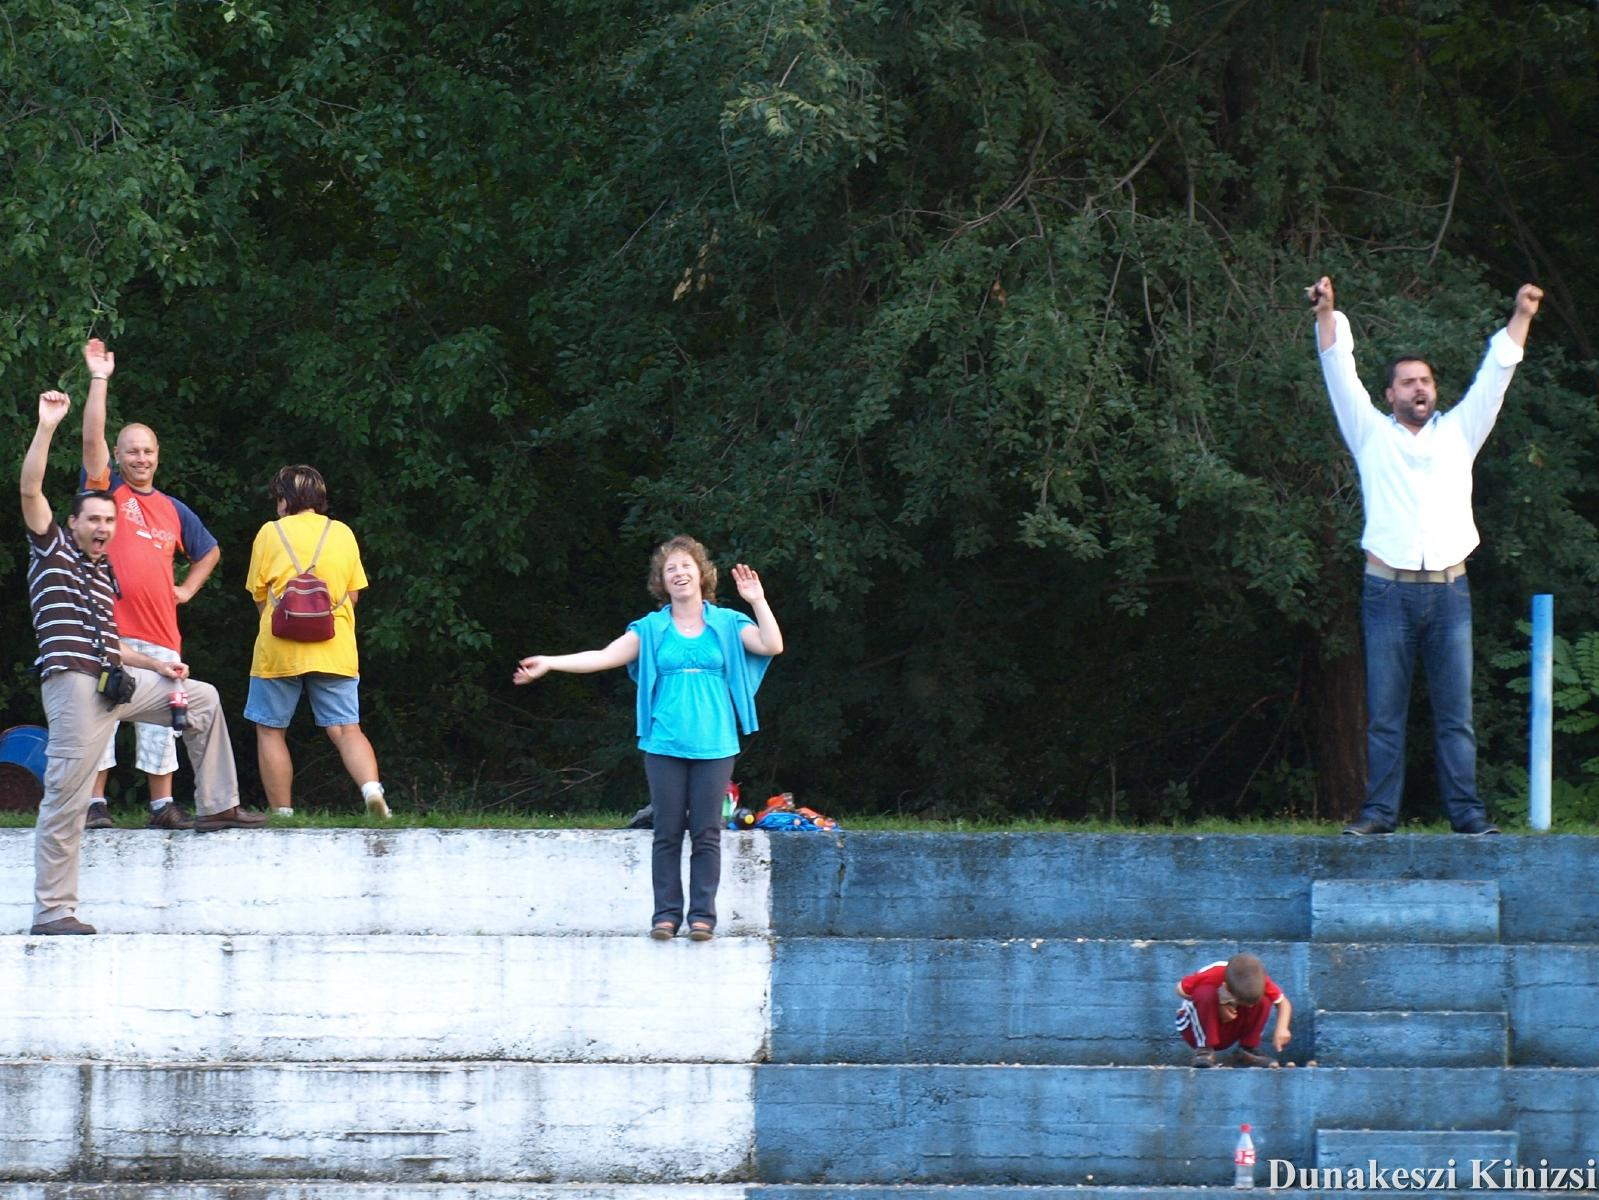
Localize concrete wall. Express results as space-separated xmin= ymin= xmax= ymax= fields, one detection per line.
xmin=1 ymin=829 xmax=1595 ymax=1192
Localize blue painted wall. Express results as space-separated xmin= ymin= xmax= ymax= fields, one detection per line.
xmin=758 ymin=833 xmax=1599 ymax=1186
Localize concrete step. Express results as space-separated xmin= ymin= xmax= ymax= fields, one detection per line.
xmin=7 ymin=830 xmax=1599 ymax=942
xmin=0 ymin=829 xmax=772 ymax=936
xmin=13 ymin=932 xmax=1594 ymax=1069
xmin=751 ymin=1064 xmax=1596 ymax=1186
xmin=0 ymin=934 xmax=769 ymax=1062
xmin=773 ymin=937 xmax=1311 ymax=1065
xmin=770 ymin=833 xmax=1596 ymax=942
xmin=5 ymin=1061 xmax=1594 ymax=1185
xmin=1313 ymin=1010 xmax=1508 ymax=1066
xmin=3 ymin=1188 xmax=1588 ymax=1200
xmin=1311 ymin=879 xmax=1500 ymax=943
xmin=1317 ymin=1127 xmax=1519 ymax=1171
xmin=0 ymin=1061 xmax=753 ymax=1183
xmin=1312 ymin=941 xmax=1507 ymax=1009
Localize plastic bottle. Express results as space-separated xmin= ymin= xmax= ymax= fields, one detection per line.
xmin=168 ymin=682 xmax=189 ymax=732
xmin=721 ymin=782 xmax=739 ymax=827
xmin=1233 ymin=1123 xmax=1255 ymax=1189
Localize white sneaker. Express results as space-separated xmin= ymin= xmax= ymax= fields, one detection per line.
xmin=362 ymin=785 xmax=391 ymax=820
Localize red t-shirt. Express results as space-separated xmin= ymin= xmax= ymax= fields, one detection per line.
xmin=84 ymin=470 xmax=217 ymax=652
xmin=1180 ymin=961 xmax=1283 ymax=1050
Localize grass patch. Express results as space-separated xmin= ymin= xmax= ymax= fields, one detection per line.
xmin=3 ymin=809 xmax=1597 ymax=834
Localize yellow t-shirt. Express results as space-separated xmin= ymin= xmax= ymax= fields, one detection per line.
xmin=246 ymin=511 xmax=369 ymax=678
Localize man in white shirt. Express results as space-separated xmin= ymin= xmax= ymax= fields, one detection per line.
xmin=1310 ymin=276 xmax=1543 ymax=835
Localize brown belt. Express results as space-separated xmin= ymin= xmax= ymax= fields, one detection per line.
xmin=1365 ymin=561 xmax=1467 ymax=584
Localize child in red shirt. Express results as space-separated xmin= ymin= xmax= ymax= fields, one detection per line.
xmin=1175 ymin=953 xmax=1292 ymax=1067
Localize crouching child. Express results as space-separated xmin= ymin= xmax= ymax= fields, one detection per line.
xmin=1175 ymin=952 xmax=1291 ymax=1067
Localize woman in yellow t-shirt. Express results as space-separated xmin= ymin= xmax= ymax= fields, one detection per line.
xmin=244 ymin=465 xmax=389 ymax=819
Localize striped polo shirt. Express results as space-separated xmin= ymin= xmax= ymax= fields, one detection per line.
xmin=26 ymin=521 xmax=122 ymax=680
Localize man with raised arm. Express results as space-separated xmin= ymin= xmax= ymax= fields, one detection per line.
xmin=21 ymin=390 xmax=262 ymax=936
xmin=79 ymin=339 xmax=222 ymax=830
xmin=1310 ymin=276 xmax=1543 ymax=835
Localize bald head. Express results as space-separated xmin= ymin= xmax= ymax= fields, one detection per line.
xmin=113 ymin=423 xmax=160 ymax=489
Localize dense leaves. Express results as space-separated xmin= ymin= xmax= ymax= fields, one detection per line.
xmin=4 ymin=0 xmax=1596 ymax=820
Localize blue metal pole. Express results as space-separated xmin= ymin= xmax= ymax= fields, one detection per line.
xmin=1529 ymin=594 xmax=1554 ymax=831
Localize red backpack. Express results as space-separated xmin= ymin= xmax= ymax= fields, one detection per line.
xmin=269 ymin=518 xmax=339 ymax=642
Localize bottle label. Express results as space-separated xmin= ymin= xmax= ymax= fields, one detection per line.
xmin=1235 ymin=1149 xmax=1256 ymax=1166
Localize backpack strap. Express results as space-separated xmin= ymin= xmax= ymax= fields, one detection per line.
xmin=272 ymin=520 xmax=307 ymax=574
xmin=271 ymin=518 xmax=345 ymax=608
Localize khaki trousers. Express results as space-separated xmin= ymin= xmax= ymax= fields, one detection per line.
xmin=34 ymin=668 xmax=240 ymax=925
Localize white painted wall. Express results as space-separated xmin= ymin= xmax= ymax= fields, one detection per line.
xmin=0 ymin=934 xmax=769 ymax=1062
xmin=0 ymin=830 xmax=771 ymax=935
xmin=2 ymin=1062 xmax=755 ymax=1182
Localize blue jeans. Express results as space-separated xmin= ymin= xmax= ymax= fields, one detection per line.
xmin=1360 ymin=573 xmax=1486 ymax=829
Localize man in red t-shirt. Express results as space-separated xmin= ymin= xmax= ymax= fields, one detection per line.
xmin=79 ymin=340 xmax=222 ymax=830
xmin=1174 ymin=953 xmax=1293 ymax=1067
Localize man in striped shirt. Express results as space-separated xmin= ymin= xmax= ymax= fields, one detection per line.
xmin=22 ymin=389 xmax=263 ymax=936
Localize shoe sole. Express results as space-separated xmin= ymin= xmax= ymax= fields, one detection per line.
xmin=649 ymin=926 xmax=676 ymax=941
xmin=687 ymin=927 xmax=714 ymax=942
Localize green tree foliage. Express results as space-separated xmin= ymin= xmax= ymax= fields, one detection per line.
xmin=3 ymin=0 xmax=1596 ymax=819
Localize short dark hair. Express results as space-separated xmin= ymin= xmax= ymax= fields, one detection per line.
xmin=268 ymin=465 xmax=328 ymax=515
xmin=1384 ymin=355 xmax=1432 ymax=389
xmin=71 ymin=489 xmax=117 ymax=517
xmin=1224 ymin=953 xmax=1266 ymax=1006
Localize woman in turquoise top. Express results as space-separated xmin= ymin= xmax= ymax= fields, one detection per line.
xmin=513 ymin=536 xmax=784 ymax=940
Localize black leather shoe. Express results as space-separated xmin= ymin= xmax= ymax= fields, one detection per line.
xmin=1342 ymin=818 xmax=1396 ymax=836
xmin=1454 ymin=819 xmax=1501 ymax=835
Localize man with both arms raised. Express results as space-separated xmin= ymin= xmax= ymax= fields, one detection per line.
xmin=1311 ymin=275 xmax=1543 ymax=836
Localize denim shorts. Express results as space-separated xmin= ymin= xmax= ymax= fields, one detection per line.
xmin=245 ymin=674 xmax=362 ymax=728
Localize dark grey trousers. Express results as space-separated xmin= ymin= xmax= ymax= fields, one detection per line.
xmin=644 ymin=752 xmax=735 ymax=929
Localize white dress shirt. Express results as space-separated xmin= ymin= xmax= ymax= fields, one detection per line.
xmin=1319 ymin=311 xmax=1523 ymax=570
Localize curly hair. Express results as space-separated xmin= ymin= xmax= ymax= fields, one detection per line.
xmin=647 ymin=535 xmax=717 ymax=602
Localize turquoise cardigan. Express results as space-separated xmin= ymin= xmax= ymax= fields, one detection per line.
xmin=627 ymin=602 xmax=772 ymax=740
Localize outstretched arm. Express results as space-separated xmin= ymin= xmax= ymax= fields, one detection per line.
xmin=1506 ymin=284 xmax=1543 ymax=348
xmin=80 ymin=339 xmax=114 ymax=481
xmin=1307 ymin=276 xmax=1337 ymax=352
xmin=21 ymin=392 xmax=70 ymax=536
xmin=513 ymin=630 xmax=641 ymax=684
xmin=733 ymin=564 xmax=784 ymax=656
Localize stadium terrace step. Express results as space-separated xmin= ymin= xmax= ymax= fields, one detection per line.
xmin=0 ymin=933 xmax=770 ymax=1063
xmin=0 ymin=829 xmax=770 ymax=936
xmin=1316 ymin=1127 xmax=1519 ymax=1172
xmin=2 ymin=831 xmax=1597 ymax=1190
xmin=1311 ymin=879 xmax=1500 ymax=943
xmin=0 ymin=1189 xmax=1587 ymax=1200
xmin=0 ymin=1061 xmax=754 ymax=1184
xmin=1312 ymin=1010 xmax=1509 ymax=1067
xmin=2 ymin=1189 xmax=1587 ymax=1200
